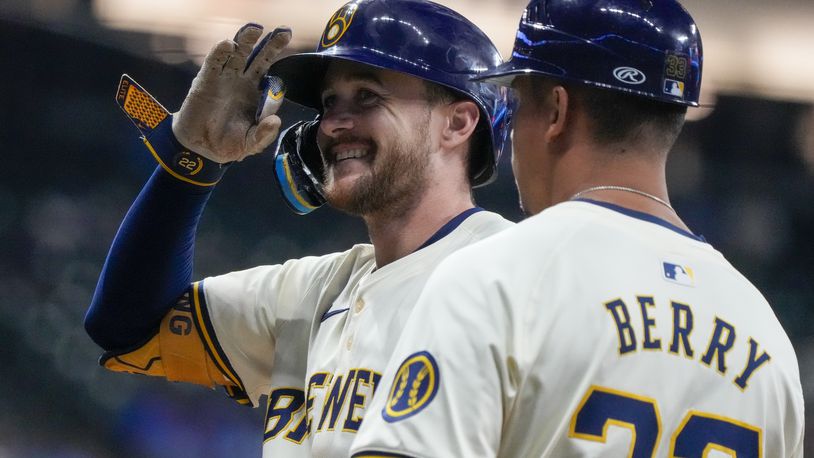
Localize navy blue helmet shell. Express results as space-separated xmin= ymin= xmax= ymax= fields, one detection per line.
xmin=269 ymin=0 xmax=511 ymax=186
xmin=477 ymin=0 xmax=703 ymax=107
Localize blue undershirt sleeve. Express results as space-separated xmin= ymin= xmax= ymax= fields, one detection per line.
xmin=84 ymin=166 xmax=213 ymax=351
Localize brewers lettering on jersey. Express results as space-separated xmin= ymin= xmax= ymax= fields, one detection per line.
xmin=84 ymin=1 xmax=512 ymax=456
xmin=205 ymin=209 xmax=509 ymax=456
xmin=351 ymin=0 xmax=804 ymax=456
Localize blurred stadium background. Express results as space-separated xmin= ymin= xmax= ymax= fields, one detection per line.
xmin=1 ymin=0 xmax=812 ymax=456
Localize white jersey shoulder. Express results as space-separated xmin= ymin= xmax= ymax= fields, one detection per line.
xmin=352 ymin=201 xmax=804 ymax=458
xmin=202 ymin=243 xmax=376 ymax=403
xmin=202 ymin=210 xmax=512 ymax=457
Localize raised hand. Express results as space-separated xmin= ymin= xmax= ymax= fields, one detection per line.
xmin=173 ymin=24 xmax=292 ymax=163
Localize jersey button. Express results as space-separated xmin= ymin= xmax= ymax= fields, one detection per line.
xmin=346 ymin=335 xmax=354 ymax=350
xmin=355 ymin=298 xmax=365 ymax=313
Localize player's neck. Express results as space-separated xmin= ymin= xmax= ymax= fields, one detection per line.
xmin=364 ymin=189 xmax=474 ymax=268
xmin=556 ymin=148 xmax=692 ymax=232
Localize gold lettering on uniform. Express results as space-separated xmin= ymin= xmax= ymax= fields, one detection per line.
xmin=285 ymin=372 xmax=330 ymax=443
xmin=603 ymin=296 xmax=769 ymax=393
xmin=263 ymin=387 xmax=305 ymax=442
xmin=669 ymin=301 xmax=694 ymax=358
xmin=604 ymin=299 xmax=637 ymax=354
xmin=700 ymin=317 xmax=736 ymax=375
xmin=318 ymin=369 xmax=356 ymax=432
xmin=638 ymin=296 xmax=662 ymax=350
xmin=733 ymin=338 xmax=771 ymax=390
xmin=343 ymin=369 xmax=374 ymax=432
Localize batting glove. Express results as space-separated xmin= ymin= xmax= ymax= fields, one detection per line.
xmin=172 ymin=24 xmax=292 ymax=163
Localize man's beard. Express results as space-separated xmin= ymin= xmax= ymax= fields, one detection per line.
xmin=323 ymin=122 xmax=432 ymax=219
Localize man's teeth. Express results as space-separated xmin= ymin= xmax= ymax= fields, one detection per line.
xmin=335 ymin=149 xmax=368 ymax=161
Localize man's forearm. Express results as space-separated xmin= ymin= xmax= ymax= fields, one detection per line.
xmin=84 ymin=166 xmax=212 ymax=350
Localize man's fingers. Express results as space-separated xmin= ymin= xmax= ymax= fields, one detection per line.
xmin=234 ymin=23 xmax=264 ymax=43
xmin=234 ymin=24 xmax=264 ymax=60
xmin=244 ymin=32 xmax=277 ymax=78
xmin=245 ymin=115 xmax=283 ymax=156
xmin=222 ymin=24 xmax=264 ymax=75
xmin=245 ymin=27 xmax=293 ymax=81
xmin=199 ymin=39 xmax=237 ymax=80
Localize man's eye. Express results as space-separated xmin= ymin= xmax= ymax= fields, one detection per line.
xmin=321 ymin=94 xmax=336 ymax=109
xmin=357 ymin=89 xmax=379 ymax=104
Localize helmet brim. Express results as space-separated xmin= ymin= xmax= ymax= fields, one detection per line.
xmin=474 ymin=55 xmax=700 ymax=108
xmin=267 ymin=53 xmax=331 ymax=110
xmin=473 ymin=56 xmax=565 ymax=87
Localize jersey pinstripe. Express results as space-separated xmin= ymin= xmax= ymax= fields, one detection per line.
xmin=352 ymin=200 xmax=804 ymax=458
xmin=199 ymin=210 xmax=513 ymax=457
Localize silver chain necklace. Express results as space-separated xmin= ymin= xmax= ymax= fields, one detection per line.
xmin=571 ymin=185 xmax=675 ymax=213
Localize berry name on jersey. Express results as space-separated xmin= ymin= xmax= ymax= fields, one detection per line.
xmin=604 ymin=294 xmax=771 ymax=391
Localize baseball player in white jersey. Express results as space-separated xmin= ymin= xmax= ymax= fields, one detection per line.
xmin=84 ymin=1 xmax=513 ymax=456
xmin=351 ymin=0 xmax=805 ymax=457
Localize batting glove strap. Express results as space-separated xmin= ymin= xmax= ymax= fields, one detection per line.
xmin=142 ymin=120 xmax=230 ymax=187
xmin=116 ymin=74 xmax=231 ymax=187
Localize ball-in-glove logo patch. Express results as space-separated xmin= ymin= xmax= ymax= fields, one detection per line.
xmin=382 ymin=351 xmax=440 ymax=422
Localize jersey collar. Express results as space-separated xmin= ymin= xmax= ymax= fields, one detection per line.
xmin=574 ymin=198 xmax=706 ymax=242
xmin=415 ymin=207 xmax=485 ymax=252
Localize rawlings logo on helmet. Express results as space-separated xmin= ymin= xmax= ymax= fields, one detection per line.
xmin=613 ymin=67 xmax=647 ymax=85
xmin=320 ymin=2 xmax=360 ymax=48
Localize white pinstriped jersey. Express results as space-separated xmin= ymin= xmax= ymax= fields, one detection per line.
xmin=196 ymin=210 xmax=512 ymax=457
xmin=351 ymin=199 xmax=805 ymax=458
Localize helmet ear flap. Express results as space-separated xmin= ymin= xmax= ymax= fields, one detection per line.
xmin=296 ymin=119 xmax=326 ymax=182
xmin=471 ymin=86 xmax=512 ymax=187
xmin=273 ymin=118 xmax=327 ymax=215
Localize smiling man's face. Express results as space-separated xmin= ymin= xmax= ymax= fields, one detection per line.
xmin=316 ymin=61 xmax=438 ymax=218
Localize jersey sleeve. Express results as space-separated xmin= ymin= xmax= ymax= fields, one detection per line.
xmin=100 ymin=286 xmax=235 ymax=389
xmin=350 ymin=247 xmax=516 ymax=457
xmin=197 ymin=253 xmax=344 ymax=405
xmin=98 ymin=254 xmax=340 ymax=405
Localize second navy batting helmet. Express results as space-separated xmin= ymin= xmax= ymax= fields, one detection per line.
xmin=269 ymin=0 xmax=511 ymax=187
xmin=477 ymin=0 xmax=702 ymax=107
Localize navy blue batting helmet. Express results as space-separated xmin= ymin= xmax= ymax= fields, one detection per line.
xmin=269 ymin=0 xmax=511 ymax=187
xmin=477 ymin=0 xmax=702 ymax=107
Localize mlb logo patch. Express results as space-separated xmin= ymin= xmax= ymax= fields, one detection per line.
xmin=664 ymin=79 xmax=685 ymax=98
xmin=663 ymin=261 xmax=694 ymax=286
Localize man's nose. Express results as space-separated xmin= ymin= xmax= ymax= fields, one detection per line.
xmin=320 ymin=103 xmax=356 ymax=138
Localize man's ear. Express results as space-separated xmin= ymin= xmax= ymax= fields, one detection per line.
xmin=441 ymin=100 xmax=480 ymax=150
xmin=545 ymin=85 xmax=569 ymax=142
